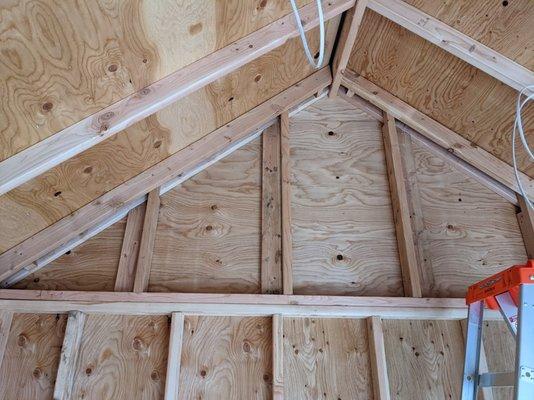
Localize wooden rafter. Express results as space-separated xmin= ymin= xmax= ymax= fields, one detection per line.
xmin=0 ymin=0 xmax=353 ymax=196
xmin=367 ymin=316 xmax=391 ymax=400
xmin=280 ymin=111 xmax=293 ymax=295
xmin=0 ymin=311 xmax=12 ymax=371
xmin=0 ymin=68 xmax=332 ymax=284
xmin=272 ymin=314 xmax=284 ymax=400
xmin=164 ymin=312 xmax=185 ymax=400
xmin=516 ymin=195 xmax=534 ymax=259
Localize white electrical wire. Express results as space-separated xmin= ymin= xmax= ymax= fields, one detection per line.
xmin=290 ymin=0 xmax=325 ymax=69
xmin=512 ymin=84 xmax=534 ymax=210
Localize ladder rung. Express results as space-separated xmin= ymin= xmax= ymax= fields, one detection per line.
xmin=478 ymin=372 xmax=515 ymax=388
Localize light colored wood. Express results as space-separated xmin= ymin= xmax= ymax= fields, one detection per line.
xmin=367 ymin=0 xmax=534 ymax=91
xmin=341 ymin=70 xmax=534 ymax=196
xmin=516 ymin=194 xmax=534 ymax=259
xmin=164 ymin=313 xmax=185 ymax=400
xmin=179 ymin=316 xmax=272 ymax=399
xmin=69 ymin=314 xmax=169 ymax=399
xmin=272 ymin=314 xmax=284 ymax=400
xmin=133 ymin=189 xmax=160 ymax=293
xmin=482 ymin=321 xmax=515 ymax=400
xmin=54 ymin=311 xmax=86 ymax=400
xmin=115 ymin=205 xmax=145 ymax=292
xmin=381 ymin=112 xmax=422 ymax=297
xmin=0 ymin=0 xmax=352 ymax=196
xmin=330 ymin=0 xmax=369 ymax=97
xmin=0 ymin=312 xmax=13 ymax=369
xmin=262 ymin=120 xmax=283 ymax=294
xmin=383 ymin=319 xmax=464 ymax=400
xmin=284 ymin=317 xmax=373 ymax=399
xmin=280 ymin=112 xmax=293 ymax=295
xmin=290 ymin=96 xmax=403 ymax=296
xmin=0 ymin=68 xmax=332 ymax=283
xmin=367 ymin=317 xmax=391 ymax=400
xmin=0 ymin=313 xmax=67 ymax=399
xmin=150 ymin=139 xmax=261 ymax=294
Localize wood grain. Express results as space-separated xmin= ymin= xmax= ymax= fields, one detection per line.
xmin=164 ymin=312 xmax=185 ymax=400
xmin=0 ymin=311 xmax=13 ymax=369
xmin=272 ymin=315 xmax=284 ymax=400
xmin=348 ymin=10 xmax=534 ymax=177
xmin=367 ymin=316 xmax=391 ymax=400
xmin=148 ymin=139 xmax=262 ymax=294
xmin=284 ymin=317 xmax=373 ymax=399
xmin=482 ymin=321 xmax=515 ymax=400
xmin=179 ymin=316 xmax=272 ymax=399
xmin=383 ymin=319 xmax=464 ymax=400
xmin=70 ymin=314 xmax=169 ymax=400
xmin=280 ymin=112 xmax=293 ymax=295
xmin=290 ymin=96 xmax=403 ymax=296
xmin=0 ymin=313 xmax=67 ymax=400
xmin=516 ymin=194 xmax=534 ymax=259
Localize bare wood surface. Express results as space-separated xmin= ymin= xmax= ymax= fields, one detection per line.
xmin=516 ymin=194 xmax=534 ymax=259
xmin=280 ymin=112 xmax=293 ymax=295
xmin=115 ymin=205 xmax=145 ymax=292
xmin=272 ymin=315 xmax=284 ymax=400
xmin=367 ymin=316 xmax=391 ymax=400
xmin=164 ymin=313 xmax=185 ymax=400
xmin=0 ymin=311 xmax=13 ymax=370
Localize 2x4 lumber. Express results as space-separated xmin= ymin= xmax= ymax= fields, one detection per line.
xmin=0 ymin=312 xmax=13 ymax=370
xmin=329 ymin=0 xmax=369 ymax=97
xmin=0 ymin=68 xmax=332 ymax=283
xmin=164 ymin=313 xmax=185 ymax=400
xmin=272 ymin=314 xmax=284 ymax=400
xmin=280 ymin=112 xmax=293 ymax=295
xmin=516 ymin=195 xmax=534 ymax=259
xmin=341 ymin=70 xmax=534 ymax=199
xmin=115 ymin=205 xmax=145 ymax=292
xmin=262 ymin=120 xmax=283 ymax=294
xmin=381 ymin=112 xmax=422 ymax=297
xmin=367 ymin=316 xmax=391 ymax=400
xmin=53 ymin=311 xmax=86 ymax=400
xmin=367 ymin=0 xmax=534 ymax=92
xmin=133 ymin=189 xmax=160 ymax=293
xmin=0 ymin=0 xmax=354 ymax=196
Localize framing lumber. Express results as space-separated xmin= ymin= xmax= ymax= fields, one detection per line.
xmin=114 ymin=205 xmax=145 ymax=292
xmin=164 ymin=312 xmax=185 ymax=400
xmin=0 ymin=312 xmax=12 ymax=370
xmin=0 ymin=0 xmax=353 ymax=197
xmin=329 ymin=0 xmax=369 ymax=97
xmin=133 ymin=189 xmax=160 ymax=293
xmin=516 ymin=194 xmax=534 ymax=259
xmin=367 ymin=0 xmax=534 ymax=92
xmin=341 ymin=70 xmax=534 ymax=199
xmin=367 ymin=316 xmax=391 ymax=400
xmin=272 ymin=314 xmax=284 ymax=400
xmin=261 ymin=120 xmax=283 ymax=294
xmin=53 ymin=311 xmax=86 ymax=400
xmin=0 ymin=68 xmax=332 ymax=283
xmin=280 ymin=112 xmax=293 ymax=295
xmin=381 ymin=112 xmax=422 ymax=297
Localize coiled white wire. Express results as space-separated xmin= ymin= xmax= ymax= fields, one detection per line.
xmin=289 ymin=0 xmax=325 ymax=69
xmin=512 ymin=84 xmax=534 ymax=210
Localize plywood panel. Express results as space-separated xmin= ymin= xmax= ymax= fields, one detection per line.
xmin=179 ymin=316 xmax=272 ymax=399
xmin=290 ymin=96 xmax=403 ymax=296
xmin=12 ymin=217 xmax=126 ymax=291
xmin=149 ymin=139 xmax=261 ymax=294
xmin=348 ymin=10 xmax=534 ymax=177
xmin=410 ymin=138 xmax=527 ymax=297
xmin=0 ymin=24 xmax=334 ymax=253
xmin=0 ymin=313 xmax=67 ymax=399
xmin=404 ymin=0 xmax=534 ymax=68
xmin=70 ymin=314 xmax=169 ymax=400
xmin=284 ymin=317 xmax=373 ymax=400
xmin=383 ymin=320 xmax=464 ymax=400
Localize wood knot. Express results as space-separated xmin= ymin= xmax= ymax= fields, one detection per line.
xmin=42 ymin=102 xmax=53 ymax=112
xmin=108 ymin=64 xmax=118 ymax=72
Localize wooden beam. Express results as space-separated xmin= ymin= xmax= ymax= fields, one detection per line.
xmin=0 ymin=68 xmax=332 ymax=283
xmin=516 ymin=195 xmax=534 ymax=259
xmin=53 ymin=311 xmax=86 ymax=400
xmin=0 ymin=0 xmax=353 ymax=196
xmin=164 ymin=312 xmax=185 ymax=400
xmin=280 ymin=112 xmax=293 ymax=295
xmin=272 ymin=314 xmax=284 ymax=400
xmin=133 ymin=189 xmax=160 ymax=293
xmin=341 ymin=70 xmax=534 ymax=199
xmin=262 ymin=121 xmax=283 ymax=294
xmin=367 ymin=0 xmax=534 ymax=91
xmin=329 ymin=0 xmax=369 ymax=97
xmin=115 ymin=205 xmax=145 ymax=292
xmin=0 ymin=311 xmax=13 ymax=370
xmin=381 ymin=112 xmax=422 ymax=297
xmin=367 ymin=316 xmax=391 ymax=400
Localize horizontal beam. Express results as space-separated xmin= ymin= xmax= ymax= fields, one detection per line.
xmin=341 ymin=70 xmax=534 ymax=200
xmin=368 ymin=0 xmax=534 ymax=91
xmin=0 ymin=68 xmax=332 ymax=282
xmin=0 ymin=0 xmax=353 ymax=196
xmin=0 ymin=290 xmax=502 ymax=320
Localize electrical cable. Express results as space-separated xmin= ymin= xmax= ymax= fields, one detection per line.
xmin=289 ymin=0 xmax=325 ymax=69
